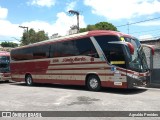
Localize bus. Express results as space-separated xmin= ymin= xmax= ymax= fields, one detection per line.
xmin=10 ymin=30 xmax=154 ymax=91
xmin=0 ymin=51 xmax=10 ymax=81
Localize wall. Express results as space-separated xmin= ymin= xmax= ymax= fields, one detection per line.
xmin=141 ymin=39 xmax=160 ymax=49
xmin=141 ymin=39 xmax=160 ymax=85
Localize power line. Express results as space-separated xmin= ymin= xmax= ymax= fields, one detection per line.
xmin=116 ymin=16 xmax=160 ymax=27
xmin=130 ymin=28 xmax=160 ymax=34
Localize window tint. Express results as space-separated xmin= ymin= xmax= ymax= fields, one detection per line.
xmin=50 ymin=41 xmax=77 ymax=57
xmin=11 ymin=37 xmax=99 ymax=60
xmin=11 ymin=44 xmax=50 ymax=61
xmin=75 ymin=38 xmax=99 ymax=58
xmin=95 ymin=35 xmax=126 ymax=68
xmin=32 ymin=45 xmax=50 ymax=59
xmin=50 ymin=37 xmax=98 ymax=58
xmin=95 ymin=35 xmax=119 ymax=43
xmin=11 ymin=48 xmax=32 ymax=60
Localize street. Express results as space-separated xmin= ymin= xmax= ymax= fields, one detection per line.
xmin=0 ymin=81 xmax=160 ymax=120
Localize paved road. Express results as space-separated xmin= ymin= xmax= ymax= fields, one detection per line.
xmin=0 ymin=81 xmax=160 ymax=120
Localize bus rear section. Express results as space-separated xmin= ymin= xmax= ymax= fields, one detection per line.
xmin=10 ymin=30 xmax=154 ymax=91
xmin=0 ymin=51 xmax=11 ymax=81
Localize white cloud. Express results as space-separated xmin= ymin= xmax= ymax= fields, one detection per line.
xmin=29 ymin=0 xmax=56 ymax=7
xmin=136 ymin=20 xmax=160 ymax=26
xmin=66 ymin=1 xmax=77 ymax=12
xmin=84 ymin=0 xmax=160 ymax=20
xmin=0 ymin=6 xmax=8 ymax=19
xmin=0 ymin=12 xmax=86 ymax=42
xmin=21 ymin=12 xmax=86 ymax=36
xmin=0 ymin=20 xmax=23 ymax=37
xmin=139 ymin=34 xmax=153 ymax=40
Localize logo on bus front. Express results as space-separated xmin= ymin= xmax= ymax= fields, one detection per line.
xmin=111 ymin=66 xmax=116 ymax=72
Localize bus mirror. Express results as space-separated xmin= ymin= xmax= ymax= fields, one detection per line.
xmin=142 ymin=44 xmax=155 ymax=55
xmin=126 ymin=42 xmax=134 ymax=55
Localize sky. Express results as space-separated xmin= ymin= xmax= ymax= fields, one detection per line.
xmin=0 ymin=0 xmax=160 ymax=44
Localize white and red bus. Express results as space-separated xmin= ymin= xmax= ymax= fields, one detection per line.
xmin=10 ymin=30 xmax=154 ymax=91
xmin=0 ymin=51 xmax=11 ymax=81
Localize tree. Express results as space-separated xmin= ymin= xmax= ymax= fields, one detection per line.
xmin=1 ymin=41 xmax=18 ymax=48
xmin=36 ymin=30 xmax=48 ymax=42
xmin=21 ymin=28 xmax=49 ymax=45
xmin=79 ymin=22 xmax=117 ymax=32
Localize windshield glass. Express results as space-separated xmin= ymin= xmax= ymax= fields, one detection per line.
xmin=124 ymin=37 xmax=148 ymax=72
xmin=0 ymin=56 xmax=9 ymax=61
xmin=94 ymin=35 xmax=127 ymax=68
xmin=0 ymin=56 xmax=10 ymax=72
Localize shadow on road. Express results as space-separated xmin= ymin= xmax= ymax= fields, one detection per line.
xmin=101 ymin=87 xmax=148 ymax=95
xmin=0 ymin=81 xmax=13 ymax=84
xmin=9 ymin=82 xmax=148 ymax=95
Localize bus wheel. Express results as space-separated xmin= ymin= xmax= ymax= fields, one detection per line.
xmin=86 ymin=75 xmax=101 ymax=91
xmin=25 ymin=75 xmax=33 ymax=86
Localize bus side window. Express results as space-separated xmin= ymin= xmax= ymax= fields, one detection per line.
xmin=75 ymin=38 xmax=99 ymax=58
xmin=32 ymin=45 xmax=50 ymax=59
xmin=50 ymin=41 xmax=78 ymax=58
xmin=50 ymin=38 xmax=99 ymax=58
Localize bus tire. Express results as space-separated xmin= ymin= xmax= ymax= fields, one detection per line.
xmin=25 ymin=74 xmax=33 ymax=86
xmin=86 ymin=75 xmax=101 ymax=91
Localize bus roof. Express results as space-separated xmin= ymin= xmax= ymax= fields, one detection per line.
xmin=0 ymin=51 xmax=10 ymax=56
xmin=12 ymin=30 xmax=134 ymax=50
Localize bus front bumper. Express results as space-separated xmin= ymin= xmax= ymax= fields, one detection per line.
xmin=0 ymin=73 xmax=11 ymax=81
xmin=127 ymin=76 xmax=150 ymax=88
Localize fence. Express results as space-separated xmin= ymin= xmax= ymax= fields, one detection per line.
xmin=144 ymin=47 xmax=160 ymax=86
xmin=151 ymin=48 xmax=160 ymax=84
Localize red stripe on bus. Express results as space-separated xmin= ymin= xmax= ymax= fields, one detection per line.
xmin=117 ymin=68 xmax=127 ymax=73
xmin=49 ymin=61 xmax=107 ymax=66
xmin=117 ymin=68 xmax=148 ymax=77
xmin=121 ymin=74 xmax=126 ymax=76
xmin=139 ymin=73 xmax=149 ymax=77
xmin=45 ymin=73 xmax=115 ymax=76
xmin=117 ymin=67 xmax=135 ymax=74
xmin=48 ymin=67 xmax=110 ymax=71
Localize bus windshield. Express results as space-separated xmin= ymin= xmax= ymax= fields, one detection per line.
xmin=124 ymin=37 xmax=148 ymax=72
xmin=0 ymin=56 xmax=10 ymax=72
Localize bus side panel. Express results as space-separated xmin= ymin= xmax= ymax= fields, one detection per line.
xmin=11 ymin=56 xmax=128 ymax=89
xmin=33 ymin=79 xmax=85 ymax=85
xmin=100 ymin=67 xmax=127 ymax=89
xmin=10 ymin=60 xmax=50 ymax=82
xmin=34 ymin=57 xmax=107 ymax=85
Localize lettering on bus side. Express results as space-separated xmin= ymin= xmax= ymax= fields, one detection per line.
xmin=62 ymin=57 xmax=87 ymax=63
xmin=52 ymin=59 xmax=59 ymax=63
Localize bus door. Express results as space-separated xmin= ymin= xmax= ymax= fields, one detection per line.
xmin=91 ymin=37 xmax=128 ymax=87
xmin=106 ymin=42 xmax=128 ymax=87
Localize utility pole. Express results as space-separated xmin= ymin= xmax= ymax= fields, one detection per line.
xmin=68 ymin=10 xmax=79 ymax=33
xmin=127 ymin=22 xmax=129 ymax=34
xmin=19 ymin=26 xmax=29 ymax=41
